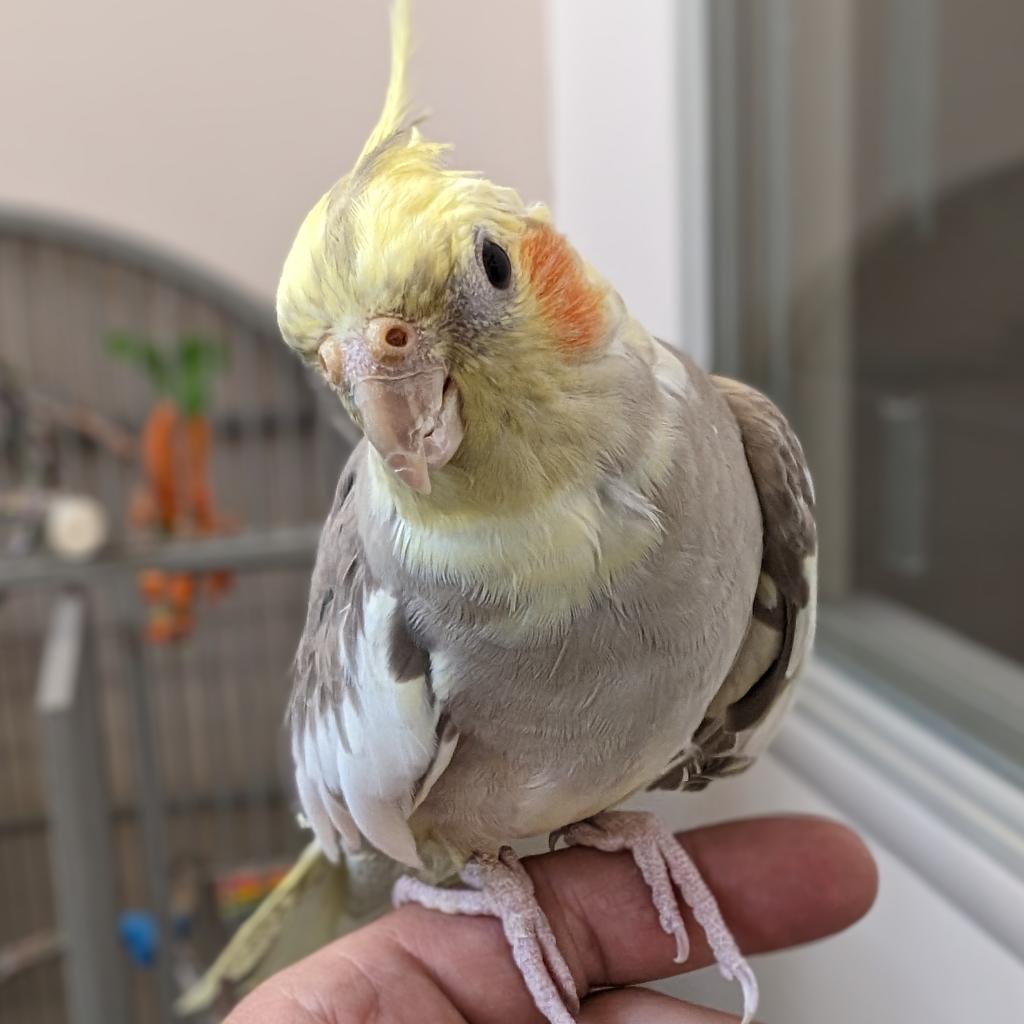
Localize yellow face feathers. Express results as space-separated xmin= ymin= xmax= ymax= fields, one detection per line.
xmin=276 ymin=0 xmax=563 ymax=357
xmin=276 ymin=1 xmax=643 ymax=515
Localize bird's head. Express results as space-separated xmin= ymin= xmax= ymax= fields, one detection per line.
xmin=277 ymin=1 xmax=634 ymax=516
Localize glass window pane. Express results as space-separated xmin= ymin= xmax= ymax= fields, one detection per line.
xmin=710 ymin=0 xmax=1024 ymax=776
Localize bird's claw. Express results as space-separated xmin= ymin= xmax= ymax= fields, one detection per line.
xmin=559 ymin=810 xmax=758 ymax=1024
xmin=394 ymin=847 xmax=580 ymax=1024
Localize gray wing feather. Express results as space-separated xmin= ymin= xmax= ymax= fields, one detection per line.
xmin=650 ymin=377 xmax=817 ymax=792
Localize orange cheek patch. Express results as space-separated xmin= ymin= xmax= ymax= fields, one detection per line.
xmin=520 ymin=226 xmax=606 ymax=352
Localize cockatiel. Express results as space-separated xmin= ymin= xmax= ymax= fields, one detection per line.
xmin=187 ymin=3 xmax=817 ymax=1021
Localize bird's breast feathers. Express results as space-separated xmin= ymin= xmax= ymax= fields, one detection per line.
xmin=368 ymin=457 xmax=664 ymax=631
xmin=290 ymin=345 xmax=816 ymax=867
xmin=359 ymin=331 xmax=694 ymax=634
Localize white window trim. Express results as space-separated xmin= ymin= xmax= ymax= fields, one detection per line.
xmin=779 ymin=659 xmax=1024 ymax=959
xmin=819 ymin=597 xmax=1024 ymax=775
xmin=545 ymin=0 xmax=711 ymax=365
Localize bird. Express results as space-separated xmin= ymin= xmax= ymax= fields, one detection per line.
xmin=183 ymin=2 xmax=817 ymax=1021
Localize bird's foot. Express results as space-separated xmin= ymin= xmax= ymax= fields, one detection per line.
xmin=553 ymin=810 xmax=758 ymax=1024
xmin=393 ymin=846 xmax=579 ymax=1024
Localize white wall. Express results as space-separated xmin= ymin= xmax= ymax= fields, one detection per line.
xmin=0 ymin=0 xmax=550 ymax=302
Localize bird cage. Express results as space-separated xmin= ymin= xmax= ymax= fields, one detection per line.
xmin=0 ymin=210 xmax=356 ymax=1024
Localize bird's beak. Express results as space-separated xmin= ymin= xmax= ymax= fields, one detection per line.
xmin=318 ymin=317 xmax=463 ymax=495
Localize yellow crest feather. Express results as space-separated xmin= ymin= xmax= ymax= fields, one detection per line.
xmin=357 ymin=0 xmax=412 ymax=164
xmin=276 ymin=0 xmax=542 ymax=355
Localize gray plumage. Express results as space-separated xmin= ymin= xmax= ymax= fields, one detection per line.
xmin=289 ymin=341 xmax=817 ymax=875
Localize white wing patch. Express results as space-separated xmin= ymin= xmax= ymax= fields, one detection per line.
xmin=292 ymin=720 xmax=360 ymax=862
xmin=293 ymin=589 xmax=451 ymax=868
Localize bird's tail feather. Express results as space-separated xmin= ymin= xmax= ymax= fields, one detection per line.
xmin=175 ymin=841 xmax=399 ymax=1016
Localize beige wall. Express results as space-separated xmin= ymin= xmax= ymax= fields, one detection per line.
xmin=0 ymin=0 xmax=550 ymax=302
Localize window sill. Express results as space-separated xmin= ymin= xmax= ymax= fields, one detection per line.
xmin=818 ymin=595 xmax=1024 ymax=779
xmin=775 ymin=653 xmax=1024 ymax=960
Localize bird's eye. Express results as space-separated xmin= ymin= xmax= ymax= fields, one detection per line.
xmin=480 ymin=238 xmax=512 ymax=290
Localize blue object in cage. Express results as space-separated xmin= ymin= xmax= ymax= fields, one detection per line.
xmin=118 ymin=910 xmax=159 ymax=967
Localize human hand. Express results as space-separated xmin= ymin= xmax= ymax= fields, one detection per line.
xmin=227 ymin=816 xmax=877 ymax=1023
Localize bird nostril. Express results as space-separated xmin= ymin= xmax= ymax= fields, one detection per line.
xmin=318 ymin=350 xmax=328 ymax=372
xmin=385 ymin=326 xmax=409 ymax=349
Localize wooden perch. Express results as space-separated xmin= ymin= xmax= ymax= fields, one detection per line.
xmin=1 ymin=356 xmax=136 ymax=461
xmin=26 ymin=391 xmax=137 ymax=460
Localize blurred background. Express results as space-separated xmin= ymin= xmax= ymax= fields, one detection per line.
xmin=0 ymin=1 xmax=1021 ymax=1022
